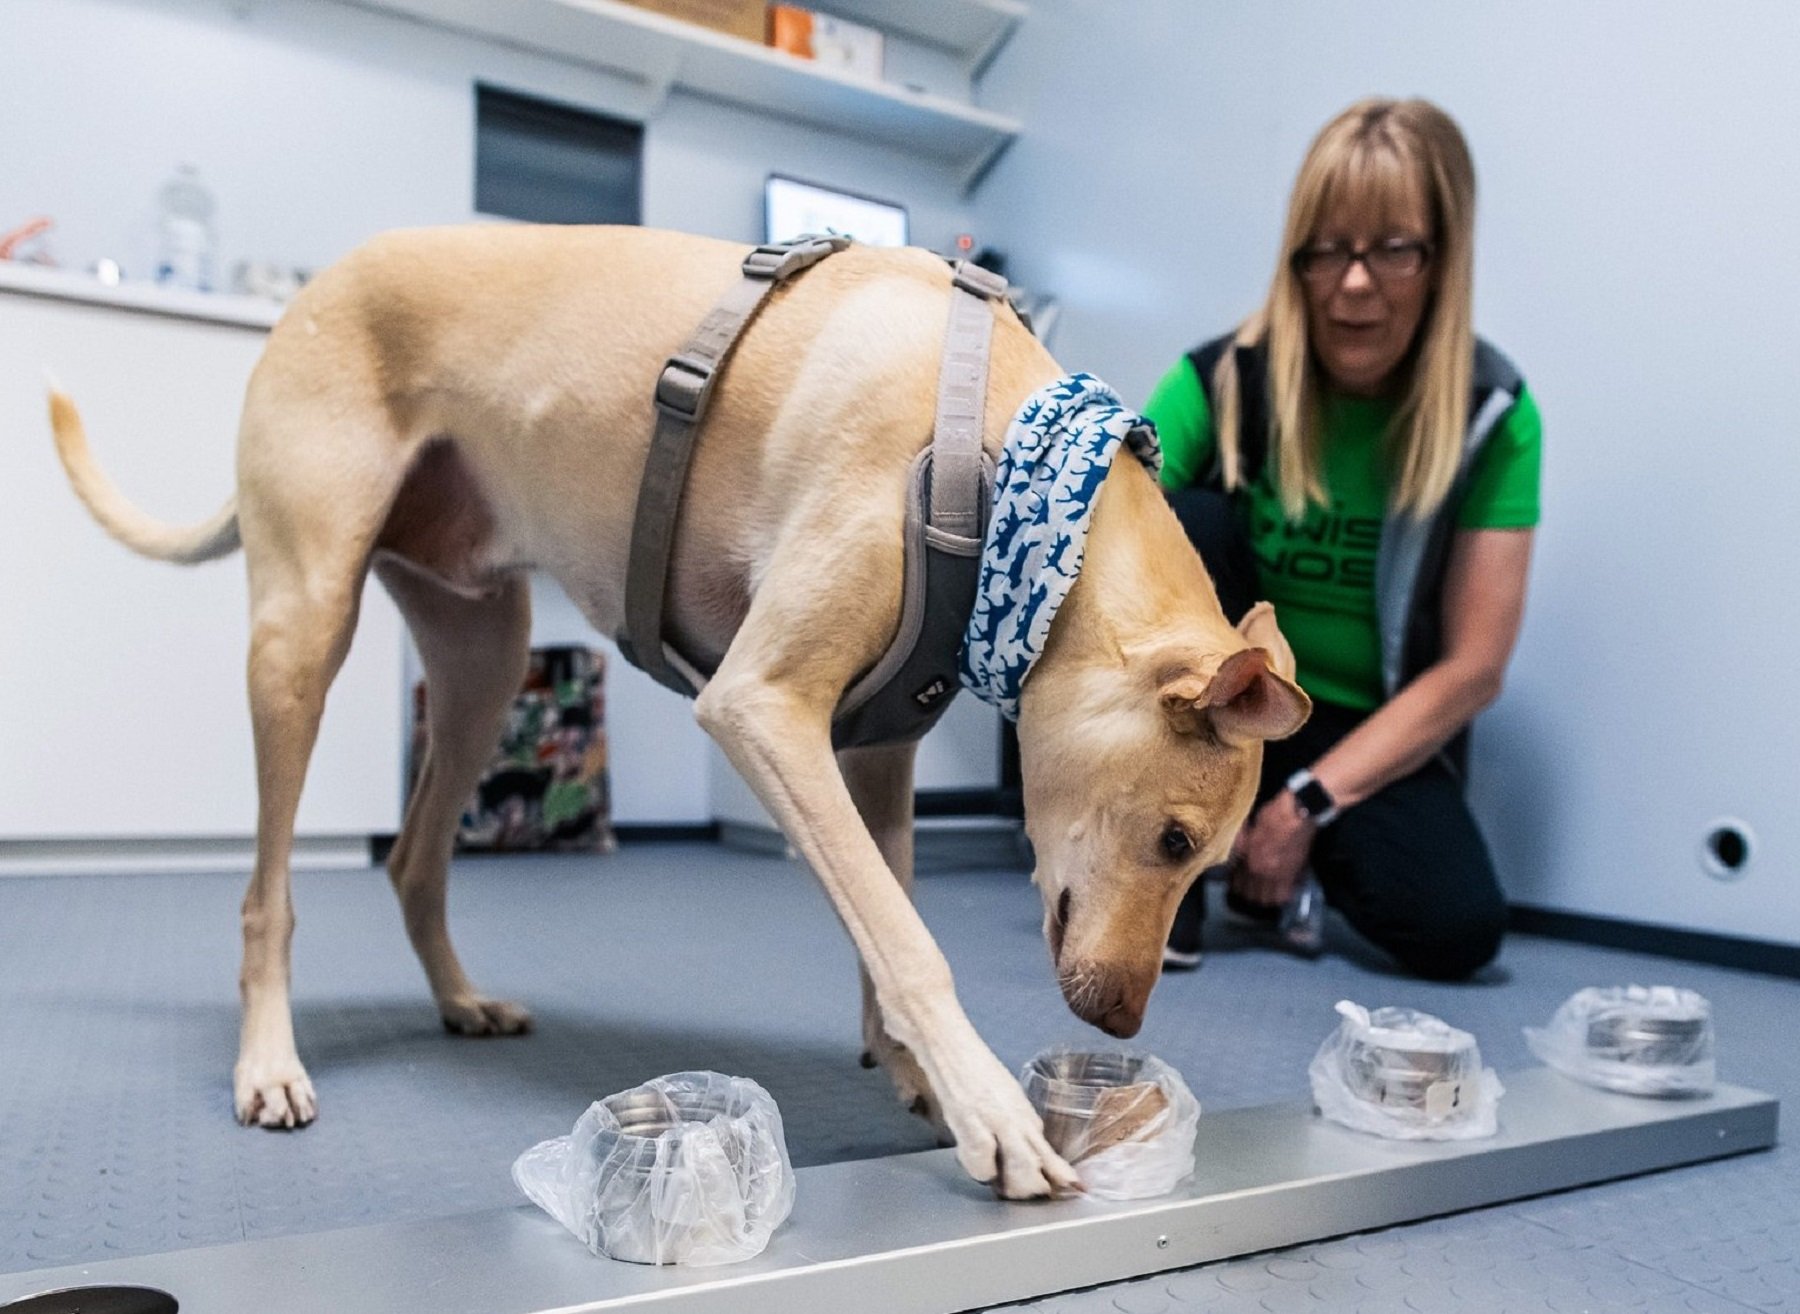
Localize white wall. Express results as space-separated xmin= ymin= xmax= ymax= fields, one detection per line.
xmin=0 ymin=282 xmax=404 ymax=865
xmin=1 ymin=0 xmax=978 ymax=284
xmin=970 ymin=0 xmax=1800 ymax=944
xmin=0 ymin=0 xmax=990 ymax=827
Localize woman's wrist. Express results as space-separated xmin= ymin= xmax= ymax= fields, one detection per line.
xmin=1284 ymin=767 xmax=1340 ymax=826
xmin=1303 ymin=758 xmax=1364 ymax=814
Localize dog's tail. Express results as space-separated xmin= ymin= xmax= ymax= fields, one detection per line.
xmin=47 ymin=388 xmax=241 ymax=564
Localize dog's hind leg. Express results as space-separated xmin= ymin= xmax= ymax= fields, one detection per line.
xmin=374 ymin=558 xmax=533 ymax=1035
xmin=235 ymin=551 xmax=372 ymax=1128
xmin=840 ymin=742 xmax=950 ymax=1142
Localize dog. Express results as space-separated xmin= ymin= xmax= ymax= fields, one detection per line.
xmin=50 ymin=225 xmax=1309 ymax=1198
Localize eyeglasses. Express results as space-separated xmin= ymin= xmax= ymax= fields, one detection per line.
xmin=1291 ymin=237 xmax=1434 ymax=286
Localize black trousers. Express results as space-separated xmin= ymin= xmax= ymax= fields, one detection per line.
xmin=1165 ymin=488 xmax=1507 ymax=981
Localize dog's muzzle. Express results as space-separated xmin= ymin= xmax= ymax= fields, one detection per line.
xmin=1057 ymin=962 xmax=1155 ymax=1039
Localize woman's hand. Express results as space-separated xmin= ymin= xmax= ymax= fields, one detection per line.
xmin=1229 ymin=792 xmax=1315 ymax=909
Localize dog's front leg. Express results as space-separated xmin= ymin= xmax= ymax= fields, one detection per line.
xmin=699 ymin=677 xmax=1079 ymax=1199
xmin=838 ymin=741 xmax=949 ymax=1141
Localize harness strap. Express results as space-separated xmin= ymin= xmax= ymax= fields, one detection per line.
xmin=929 ymin=260 xmax=1008 ymax=537
xmin=829 ymin=259 xmax=1008 ymax=744
xmin=619 ymin=233 xmax=850 ymax=695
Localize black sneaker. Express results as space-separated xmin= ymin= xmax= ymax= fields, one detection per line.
xmin=1224 ymin=887 xmax=1284 ymax=924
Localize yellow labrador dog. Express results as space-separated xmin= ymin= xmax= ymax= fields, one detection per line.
xmin=50 ymin=225 xmax=1307 ymax=1198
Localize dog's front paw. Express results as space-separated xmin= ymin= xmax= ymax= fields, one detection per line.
xmin=943 ymin=1059 xmax=1082 ymax=1200
xmin=234 ymin=1057 xmax=318 ymax=1130
xmin=439 ymin=995 xmax=533 ymax=1036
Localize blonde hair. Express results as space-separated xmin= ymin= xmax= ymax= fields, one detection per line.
xmin=1215 ymin=97 xmax=1477 ymax=520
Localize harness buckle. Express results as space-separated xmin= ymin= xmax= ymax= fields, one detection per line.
xmin=655 ymin=352 xmax=715 ymax=422
xmin=951 ymin=259 xmax=1009 ymax=300
xmin=742 ymin=233 xmax=853 ymax=281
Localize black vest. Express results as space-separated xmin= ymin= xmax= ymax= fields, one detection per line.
xmin=1182 ymin=335 xmax=1526 ymax=773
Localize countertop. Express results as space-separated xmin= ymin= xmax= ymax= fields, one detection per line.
xmin=0 ymin=259 xmax=284 ymax=330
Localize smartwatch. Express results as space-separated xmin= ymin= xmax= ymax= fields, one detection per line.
xmin=1286 ymin=768 xmax=1340 ymax=827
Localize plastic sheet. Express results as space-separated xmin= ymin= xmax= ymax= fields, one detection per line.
xmin=1020 ymin=1046 xmax=1200 ymax=1200
xmin=1309 ymin=1000 xmax=1502 ymax=1140
xmin=1524 ymin=985 xmax=1715 ymax=1097
xmin=512 ymin=1071 xmax=795 ymax=1266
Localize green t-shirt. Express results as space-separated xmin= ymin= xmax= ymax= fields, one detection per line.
xmin=1145 ymin=355 xmax=1542 ymax=710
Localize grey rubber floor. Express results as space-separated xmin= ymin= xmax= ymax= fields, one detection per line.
xmin=0 ymin=840 xmax=1793 ymax=1312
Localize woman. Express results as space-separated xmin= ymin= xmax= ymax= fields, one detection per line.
xmin=1148 ymin=98 xmax=1541 ymax=980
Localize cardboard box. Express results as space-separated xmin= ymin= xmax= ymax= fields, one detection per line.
xmin=616 ymin=0 xmax=766 ymax=44
xmin=768 ymin=5 xmax=885 ymax=80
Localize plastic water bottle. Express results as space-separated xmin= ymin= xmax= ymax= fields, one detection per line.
xmin=1222 ymin=869 xmax=1326 ymax=957
xmin=1278 ymin=873 xmax=1327 ymax=958
xmin=155 ymin=164 xmax=217 ymax=292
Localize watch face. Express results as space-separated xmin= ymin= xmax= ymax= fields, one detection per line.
xmin=1295 ymin=779 xmax=1333 ymax=818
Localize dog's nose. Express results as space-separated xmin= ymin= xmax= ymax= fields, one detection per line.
xmin=1060 ymin=964 xmax=1152 ymax=1038
xmin=1096 ymin=1003 xmax=1144 ymax=1039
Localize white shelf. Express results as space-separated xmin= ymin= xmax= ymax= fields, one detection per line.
xmin=0 ymin=260 xmax=283 ymax=331
xmin=338 ymin=0 xmax=1022 ymax=190
xmin=819 ymin=0 xmax=1024 ymax=76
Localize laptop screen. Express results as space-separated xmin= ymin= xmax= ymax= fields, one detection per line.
xmin=764 ymin=175 xmax=909 ymax=247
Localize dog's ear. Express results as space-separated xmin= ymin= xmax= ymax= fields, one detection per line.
xmin=1236 ymin=601 xmax=1297 ymax=681
xmin=1159 ymin=646 xmax=1310 ymax=742
xmin=1208 ymin=647 xmax=1311 ymax=742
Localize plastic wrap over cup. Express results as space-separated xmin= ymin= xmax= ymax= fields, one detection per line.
xmin=512 ymin=1071 xmax=795 ymax=1265
xmin=1309 ymin=1001 xmax=1502 ymax=1140
xmin=1020 ymin=1046 xmax=1200 ymax=1199
xmin=1524 ymin=985 xmax=1715 ymax=1097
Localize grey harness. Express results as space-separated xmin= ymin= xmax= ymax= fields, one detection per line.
xmin=617 ymin=235 xmax=1010 ymax=749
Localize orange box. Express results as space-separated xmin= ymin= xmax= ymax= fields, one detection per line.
xmin=616 ymin=0 xmax=766 ymax=44
xmin=768 ymin=4 xmax=884 ymax=78
xmin=768 ymin=4 xmax=814 ymax=57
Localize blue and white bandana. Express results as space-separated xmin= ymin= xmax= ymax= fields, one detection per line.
xmin=959 ymin=373 xmax=1161 ymax=719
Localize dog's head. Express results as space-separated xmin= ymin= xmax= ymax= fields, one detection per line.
xmin=1018 ymin=600 xmax=1310 ymax=1038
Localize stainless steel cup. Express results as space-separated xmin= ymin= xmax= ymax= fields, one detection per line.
xmin=1343 ymin=1038 xmax=1470 ymax=1114
xmin=586 ymin=1084 xmax=750 ymax=1263
xmin=1585 ymin=1011 xmax=1711 ymax=1067
xmin=1023 ymin=1051 xmax=1158 ymax=1159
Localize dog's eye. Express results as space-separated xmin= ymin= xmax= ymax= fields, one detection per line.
xmin=1160 ymin=823 xmax=1194 ymax=863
